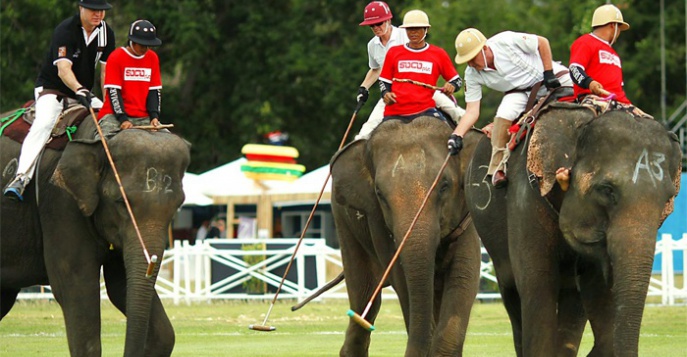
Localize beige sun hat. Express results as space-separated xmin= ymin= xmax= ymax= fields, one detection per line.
xmin=592 ymin=4 xmax=630 ymax=31
xmin=454 ymin=28 xmax=487 ymax=64
xmin=399 ymin=10 xmax=431 ymax=28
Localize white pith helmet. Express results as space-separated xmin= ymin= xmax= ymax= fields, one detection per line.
xmin=454 ymin=28 xmax=487 ymax=64
xmin=592 ymin=4 xmax=630 ymax=31
xmin=399 ymin=10 xmax=431 ymax=28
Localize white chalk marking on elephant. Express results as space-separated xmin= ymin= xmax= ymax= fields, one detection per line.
xmin=2 ymin=158 xmax=18 ymax=179
xmin=632 ymin=149 xmax=665 ymax=187
xmin=356 ymin=211 xmax=364 ymax=220
xmin=144 ymin=167 xmax=174 ymax=193
xmin=470 ymin=164 xmax=492 ymax=210
xmin=392 ymin=154 xmax=405 ymax=178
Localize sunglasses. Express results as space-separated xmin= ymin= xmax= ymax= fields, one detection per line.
xmin=369 ymin=22 xmax=385 ymax=28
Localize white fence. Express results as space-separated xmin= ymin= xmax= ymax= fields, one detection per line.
xmin=17 ymin=235 xmax=687 ymax=305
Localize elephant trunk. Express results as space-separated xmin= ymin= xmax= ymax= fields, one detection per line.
xmin=122 ymin=228 xmax=166 ymax=357
xmin=395 ymin=220 xmax=439 ymax=356
xmin=606 ymin=221 xmax=657 ymax=357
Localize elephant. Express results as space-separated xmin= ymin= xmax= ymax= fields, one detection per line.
xmin=465 ymin=103 xmax=682 ymax=356
xmin=330 ymin=115 xmax=482 ymax=357
xmin=0 ymin=113 xmax=191 ymax=356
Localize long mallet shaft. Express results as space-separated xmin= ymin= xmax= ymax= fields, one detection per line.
xmin=249 ymin=101 xmax=364 ymax=332
xmin=348 ymin=153 xmax=452 ymax=331
xmin=88 ymin=106 xmax=155 ymax=277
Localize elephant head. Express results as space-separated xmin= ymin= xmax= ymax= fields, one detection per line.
xmin=51 ymin=127 xmax=190 ymax=355
xmin=331 ymin=116 xmax=481 ymax=356
xmin=528 ymin=107 xmax=682 ymax=354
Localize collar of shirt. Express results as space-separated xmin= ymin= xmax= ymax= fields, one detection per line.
xmin=589 ymin=32 xmax=611 ymax=46
xmin=82 ymin=22 xmax=102 ymax=46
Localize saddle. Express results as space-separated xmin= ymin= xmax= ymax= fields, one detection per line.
xmin=0 ymin=97 xmax=90 ymax=151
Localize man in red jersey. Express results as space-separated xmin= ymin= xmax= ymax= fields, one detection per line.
xmin=98 ymin=19 xmax=164 ymax=139
xmin=569 ymin=4 xmax=651 ymax=118
xmin=378 ymin=10 xmax=462 ymax=120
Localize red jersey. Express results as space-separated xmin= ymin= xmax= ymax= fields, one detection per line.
xmin=380 ymin=44 xmax=459 ymax=116
xmin=569 ymin=33 xmax=629 ymax=104
xmin=98 ymin=47 xmax=162 ymax=119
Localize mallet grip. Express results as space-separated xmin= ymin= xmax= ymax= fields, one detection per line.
xmin=145 ymin=255 xmax=158 ymax=278
xmin=347 ymin=310 xmax=375 ymax=331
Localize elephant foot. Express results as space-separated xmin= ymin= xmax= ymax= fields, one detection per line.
xmin=555 ymin=167 xmax=570 ymax=191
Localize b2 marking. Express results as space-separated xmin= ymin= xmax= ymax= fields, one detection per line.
xmin=144 ymin=167 xmax=174 ymax=193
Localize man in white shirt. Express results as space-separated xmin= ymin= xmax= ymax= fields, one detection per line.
xmin=355 ymin=1 xmax=464 ymax=139
xmin=447 ymin=28 xmax=572 ymax=188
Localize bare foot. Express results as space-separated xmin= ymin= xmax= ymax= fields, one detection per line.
xmin=555 ymin=167 xmax=570 ymax=191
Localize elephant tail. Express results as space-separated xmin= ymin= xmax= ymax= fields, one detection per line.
xmin=290 ymin=272 xmax=345 ymax=311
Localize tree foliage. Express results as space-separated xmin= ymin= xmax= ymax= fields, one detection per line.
xmin=1 ymin=0 xmax=685 ymax=172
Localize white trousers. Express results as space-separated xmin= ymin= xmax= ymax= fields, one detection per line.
xmin=355 ymin=91 xmax=466 ymax=140
xmin=15 ymin=88 xmax=103 ymax=179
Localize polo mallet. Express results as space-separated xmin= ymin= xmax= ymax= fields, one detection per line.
xmin=249 ymin=101 xmax=364 ymax=332
xmin=87 ymin=106 xmax=158 ymax=278
xmin=393 ymin=78 xmax=442 ymax=91
xmin=347 ymin=153 xmax=452 ymax=331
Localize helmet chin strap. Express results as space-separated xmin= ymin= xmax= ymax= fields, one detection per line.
xmin=420 ymin=28 xmax=427 ymax=42
xmin=382 ymin=21 xmax=391 ymax=36
xmin=610 ymin=23 xmax=618 ymax=46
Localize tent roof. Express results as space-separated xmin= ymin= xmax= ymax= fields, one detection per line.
xmin=182 ymin=172 xmax=213 ymax=206
xmin=197 ymin=158 xmax=290 ymax=197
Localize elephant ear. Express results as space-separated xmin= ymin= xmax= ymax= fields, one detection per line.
xmin=527 ymin=104 xmax=594 ymax=196
xmin=330 ymin=140 xmax=375 ymax=211
xmin=50 ymin=140 xmax=104 ymax=216
xmin=660 ymin=131 xmax=683 ymax=225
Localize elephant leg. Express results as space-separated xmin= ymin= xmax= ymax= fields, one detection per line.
xmin=577 ymin=259 xmax=614 ymax=357
xmin=431 ymin=231 xmax=481 ymax=356
xmin=338 ymin=231 xmax=382 ymax=357
xmin=144 ymin=294 xmax=175 ymax=357
xmin=48 ymin=262 xmax=103 ymax=356
xmin=0 ymin=288 xmax=19 ymax=320
xmin=510 ymin=233 xmax=561 ymax=356
xmin=104 ymin=259 xmax=175 ymax=357
xmin=555 ymin=277 xmax=586 ymax=357
xmin=104 ymin=255 xmax=127 ymax=314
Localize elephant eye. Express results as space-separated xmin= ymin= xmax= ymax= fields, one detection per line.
xmin=438 ymin=179 xmax=450 ymax=195
xmin=592 ymin=182 xmax=618 ymax=207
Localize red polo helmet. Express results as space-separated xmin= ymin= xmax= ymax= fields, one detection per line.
xmin=359 ymin=1 xmax=393 ymax=26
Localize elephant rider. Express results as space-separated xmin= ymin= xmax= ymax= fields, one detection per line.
xmin=97 ymin=19 xmax=164 ymax=140
xmin=447 ymin=28 xmax=572 ymax=188
xmin=569 ymin=4 xmax=652 ymax=119
xmin=355 ymin=2 xmax=464 ymax=139
xmin=378 ymin=10 xmax=462 ymax=123
xmin=3 ymin=0 xmax=115 ymax=201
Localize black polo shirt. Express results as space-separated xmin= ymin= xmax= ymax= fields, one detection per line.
xmin=35 ymin=14 xmax=115 ymax=98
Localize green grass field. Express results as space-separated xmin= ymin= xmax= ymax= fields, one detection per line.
xmin=1 ymin=299 xmax=685 ymax=356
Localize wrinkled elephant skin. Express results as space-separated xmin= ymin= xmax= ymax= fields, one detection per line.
xmin=466 ymin=106 xmax=682 ymax=357
xmin=331 ymin=116 xmax=482 ymax=357
xmin=1 ymin=117 xmax=190 ymax=357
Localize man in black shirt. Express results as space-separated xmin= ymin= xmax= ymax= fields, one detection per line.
xmin=4 ymin=0 xmax=115 ymax=201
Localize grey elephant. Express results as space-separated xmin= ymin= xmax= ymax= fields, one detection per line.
xmin=465 ymin=103 xmax=682 ymax=356
xmin=331 ymin=116 xmax=482 ymax=356
xmin=1 ymin=115 xmax=190 ymax=356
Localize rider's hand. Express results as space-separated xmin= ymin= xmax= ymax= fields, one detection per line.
xmin=75 ymin=87 xmax=93 ymax=108
xmin=356 ymin=86 xmax=369 ymax=106
xmin=543 ymin=70 xmax=561 ymax=90
xmin=442 ymin=82 xmax=456 ymax=95
xmin=151 ymin=118 xmax=161 ymax=127
xmin=447 ymin=134 xmax=463 ymax=156
xmin=589 ymin=81 xmax=610 ymax=97
xmin=383 ymin=92 xmax=397 ymax=105
xmin=120 ymin=120 xmax=133 ymax=130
